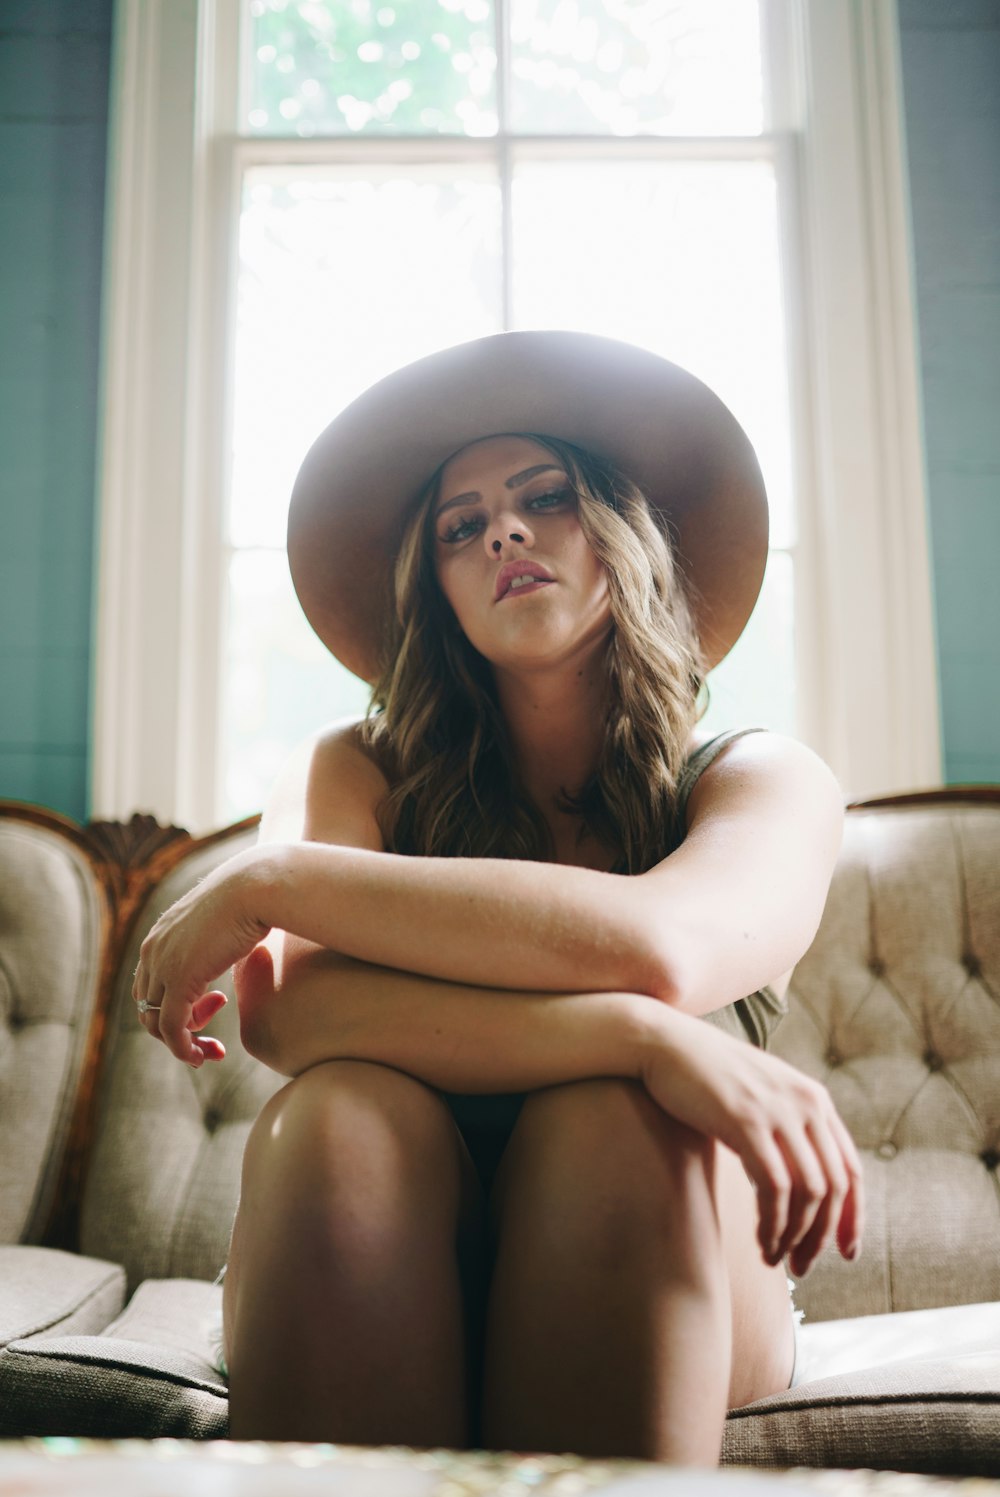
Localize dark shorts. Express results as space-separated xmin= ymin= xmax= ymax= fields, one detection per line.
xmin=440 ymin=1090 xmax=527 ymax=1197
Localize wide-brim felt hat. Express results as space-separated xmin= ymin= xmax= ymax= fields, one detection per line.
xmin=287 ymin=330 xmax=768 ymax=681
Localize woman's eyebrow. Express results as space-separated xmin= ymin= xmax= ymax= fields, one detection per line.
xmin=435 ymin=465 xmax=565 ymax=518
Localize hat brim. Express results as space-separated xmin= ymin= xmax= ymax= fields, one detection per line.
xmin=287 ymin=330 xmax=768 ymax=681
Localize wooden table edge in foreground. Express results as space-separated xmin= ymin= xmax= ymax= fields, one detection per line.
xmin=0 ymin=1441 xmax=998 ymax=1496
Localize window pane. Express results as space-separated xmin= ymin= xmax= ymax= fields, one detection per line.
xmin=510 ymin=0 xmax=763 ymax=136
xmin=511 ymin=156 xmax=794 ymax=548
xmin=221 ymin=548 xmax=372 ymax=822
xmin=231 ymin=165 xmax=502 ymax=549
xmin=699 ymin=550 xmax=796 ymax=737
xmin=244 ymin=0 xmax=498 ymax=137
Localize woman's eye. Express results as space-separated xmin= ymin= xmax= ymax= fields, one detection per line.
xmin=440 ymin=514 xmax=484 ymax=544
xmin=526 ymin=487 xmax=572 ymax=511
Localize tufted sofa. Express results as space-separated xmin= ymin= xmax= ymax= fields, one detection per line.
xmin=0 ymin=791 xmax=998 ymax=1474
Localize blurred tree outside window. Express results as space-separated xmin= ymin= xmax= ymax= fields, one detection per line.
xmin=222 ymin=0 xmax=796 ymax=821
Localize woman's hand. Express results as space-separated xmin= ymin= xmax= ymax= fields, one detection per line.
xmin=638 ymin=1005 xmax=863 ymax=1278
xmin=131 ymin=848 xmax=273 ymax=1067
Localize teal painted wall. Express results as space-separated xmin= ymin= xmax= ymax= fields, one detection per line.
xmin=0 ymin=0 xmax=112 ymax=819
xmin=0 ymin=4 xmax=997 ymax=820
xmin=898 ymin=0 xmax=1000 ymax=784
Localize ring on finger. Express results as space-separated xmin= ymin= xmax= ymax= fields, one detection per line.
xmin=137 ymin=998 xmax=162 ymax=1016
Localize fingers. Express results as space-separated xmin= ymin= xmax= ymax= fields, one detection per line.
xmin=189 ymin=993 xmax=229 ymax=1063
xmin=159 ymin=996 xmax=209 ymax=1067
xmin=773 ymin=1124 xmax=831 ymax=1269
xmin=131 ymin=957 xmax=150 ymax=1012
xmin=777 ymin=1104 xmax=863 ymax=1278
xmin=742 ymin=1087 xmax=864 ymax=1277
xmin=783 ymin=1120 xmax=849 ymax=1277
xmin=136 ymin=981 xmax=166 ymax=1036
xmin=829 ymin=1108 xmax=865 ymax=1260
xmin=183 ymin=992 xmax=229 ymax=1064
xmin=133 ymin=974 xmax=229 ymax=1068
xmin=190 ymin=991 xmax=228 ymax=1030
xmin=738 ymin=1129 xmax=793 ymax=1265
xmin=193 ymin=1034 xmax=227 ymax=1062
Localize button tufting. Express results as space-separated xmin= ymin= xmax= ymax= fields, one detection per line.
xmin=825 ymin=1049 xmax=841 ymax=1068
xmin=203 ymin=1109 xmax=221 ymax=1134
xmin=924 ymin=1051 xmax=944 ymax=1072
xmin=876 ymin=1141 xmax=898 ymax=1161
xmin=868 ymin=957 xmax=886 ymax=978
xmin=964 ymin=953 xmax=982 ymax=978
xmin=982 ymin=1151 xmax=1000 ymax=1173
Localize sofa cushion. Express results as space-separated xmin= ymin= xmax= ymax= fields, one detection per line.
xmin=0 ymin=1278 xmax=227 ymax=1438
xmin=0 ymin=1246 xmax=124 ymax=1348
xmin=726 ymin=1301 xmax=1000 ymax=1474
xmin=0 ymin=815 xmax=105 ymax=1244
xmin=771 ymin=802 xmax=1000 ymax=1322
xmin=2 ymin=1275 xmax=997 ymax=1467
xmin=78 ymin=827 xmax=284 ymax=1292
xmin=723 ymin=1353 xmax=1000 ymax=1476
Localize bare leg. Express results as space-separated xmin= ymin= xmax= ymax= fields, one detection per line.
xmin=480 ymin=1077 xmax=794 ymax=1464
xmin=223 ymin=1059 xmax=490 ymax=1446
xmin=715 ymin=1143 xmax=797 ymax=1413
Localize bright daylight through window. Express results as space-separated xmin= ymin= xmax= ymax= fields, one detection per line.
xmin=222 ymin=0 xmax=795 ymax=821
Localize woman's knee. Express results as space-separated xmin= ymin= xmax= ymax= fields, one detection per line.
xmin=241 ymin=1059 xmax=461 ymax=1206
xmin=513 ymin=1076 xmax=712 ymax=1176
xmin=494 ymin=1077 xmax=716 ymax=1235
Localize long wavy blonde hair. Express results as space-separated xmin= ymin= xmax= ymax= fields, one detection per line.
xmin=359 ymin=433 xmax=706 ymax=873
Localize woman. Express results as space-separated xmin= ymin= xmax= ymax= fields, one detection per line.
xmin=133 ymin=332 xmax=861 ymax=1464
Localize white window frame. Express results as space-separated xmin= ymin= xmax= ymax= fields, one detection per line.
xmin=92 ymin=0 xmax=940 ymax=832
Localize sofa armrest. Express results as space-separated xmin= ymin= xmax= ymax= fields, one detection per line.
xmin=0 ymin=813 xmax=108 ymax=1244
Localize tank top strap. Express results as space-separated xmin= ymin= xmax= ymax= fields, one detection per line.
xmin=674 ymin=726 xmax=768 ymax=826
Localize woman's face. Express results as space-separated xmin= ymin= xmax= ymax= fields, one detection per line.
xmin=431 ymin=434 xmax=612 ymax=672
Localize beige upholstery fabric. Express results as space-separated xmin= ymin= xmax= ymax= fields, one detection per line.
xmin=0 ymin=821 xmax=104 ymax=1244
xmin=723 ymin=1356 xmax=1000 ymax=1475
xmin=725 ymin=1300 xmax=1000 ymax=1472
xmin=771 ymin=804 xmax=1000 ymax=1323
xmin=0 ymin=1246 xmax=124 ymax=1347
xmin=0 ymin=1280 xmax=227 ymax=1438
xmin=79 ymin=829 xmax=284 ymax=1292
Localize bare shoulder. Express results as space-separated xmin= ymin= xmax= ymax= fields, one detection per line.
xmin=257 ymin=716 xmax=390 ymax=850
xmin=684 ymin=729 xmax=844 ymax=848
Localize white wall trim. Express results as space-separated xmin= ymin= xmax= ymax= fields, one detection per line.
xmin=176 ymin=0 xmax=241 ymax=828
xmin=92 ymin=0 xmax=236 ymax=829
xmin=864 ymin=0 xmax=941 ymax=791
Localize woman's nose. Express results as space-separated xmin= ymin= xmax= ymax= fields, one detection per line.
xmin=491 ymin=532 xmax=524 ymax=553
xmin=486 ymin=512 xmax=533 ymax=555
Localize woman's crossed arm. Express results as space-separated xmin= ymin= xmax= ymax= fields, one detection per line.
xmin=133 ymin=719 xmax=843 ymax=1057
